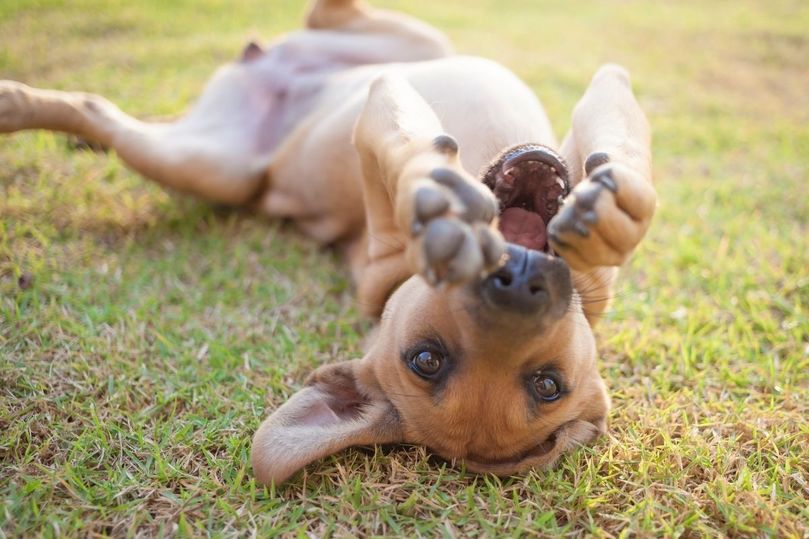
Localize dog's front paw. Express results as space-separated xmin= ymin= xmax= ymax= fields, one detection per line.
xmin=408 ymin=167 xmax=505 ymax=285
xmin=548 ymin=157 xmax=656 ymax=272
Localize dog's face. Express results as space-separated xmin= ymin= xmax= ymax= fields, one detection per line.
xmin=251 ymin=146 xmax=610 ymax=485
xmin=366 ymin=245 xmax=609 ymax=473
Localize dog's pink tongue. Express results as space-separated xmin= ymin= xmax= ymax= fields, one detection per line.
xmin=499 ymin=207 xmax=546 ymax=250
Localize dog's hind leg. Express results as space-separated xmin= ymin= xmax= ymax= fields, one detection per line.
xmin=547 ymin=64 xmax=657 ymax=320
xmin=305 ymin=0 xmax=367 ymax=29
xmin=303 ymin=0 xmax=452 ymax=61
xmin=352 ymin=75 xmax=505 ymax=314
xmin=0 ymin=78 xmax=267 ymax=206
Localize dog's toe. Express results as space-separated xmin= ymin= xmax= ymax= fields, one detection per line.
xmin=420 ymin=218 xmax=485 ymax=285
xmin=477 ymin=225 xmax=506 ymax=268
xmin=423 ymin=217 xmax=465 ymax=264
xmin=429 ymin=167 xmax=497 ymax=224
xmin=410 ymin=165 xmax=504 ymax=286
xmin=548 ymin=160 xmax=655 ymax=271
xmin=413 ymin=183 xmax=452 ymax=234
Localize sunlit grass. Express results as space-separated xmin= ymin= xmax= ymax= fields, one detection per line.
xmin=1 ymin=0 xmax=807 ymax=536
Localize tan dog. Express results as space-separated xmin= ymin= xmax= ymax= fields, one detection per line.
xmin=0 ymin=0 xmax=655 ymax=485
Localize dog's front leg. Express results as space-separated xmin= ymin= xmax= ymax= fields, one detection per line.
xmin=550 ymin=65 xmax=656 ymax=272
xmin=352 ymin=75 xmax=505 ymax=314
xmin=548 ymin=65 xmax=656 ymax=320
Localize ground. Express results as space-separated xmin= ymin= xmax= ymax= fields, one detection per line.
xmin=1 ymin=0 xmax=807 ymax=536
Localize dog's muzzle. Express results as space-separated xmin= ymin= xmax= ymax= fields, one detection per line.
xmin=481 ymin=244 xmax=572 ymax=315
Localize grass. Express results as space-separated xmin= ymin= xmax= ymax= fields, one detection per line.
xmin=1 ymin=0 xmax=807 ymax=536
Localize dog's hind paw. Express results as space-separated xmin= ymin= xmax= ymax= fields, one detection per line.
xmin=0 ymin=81 xmax=31 ymax=134
xmin=548 ymin=158 xmax=656 ymax=271
xmin=0 ymin=80 xmax=25 ymax=133
xmin=409 ymin=167 xmax=505 ymax=285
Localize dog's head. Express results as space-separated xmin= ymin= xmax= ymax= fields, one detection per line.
xmin=252 ymin=145 xmax=610 ymax=485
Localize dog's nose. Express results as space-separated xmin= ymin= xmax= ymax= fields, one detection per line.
xmin=482 ymin=244 xmax=570 ymax=314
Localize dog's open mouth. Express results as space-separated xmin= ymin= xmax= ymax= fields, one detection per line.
xmin=481 ymin=144 xmax=570 ymax=253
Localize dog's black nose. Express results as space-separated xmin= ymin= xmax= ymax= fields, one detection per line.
xmin=482 ymin=244 xmax=571 ymax=314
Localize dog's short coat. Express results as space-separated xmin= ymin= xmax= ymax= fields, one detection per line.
xmin=0 ymin=0 xmax=656 ymax=485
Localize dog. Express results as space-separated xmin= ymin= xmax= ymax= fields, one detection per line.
xmin=0 ymin=0 xmax=656 ymax=485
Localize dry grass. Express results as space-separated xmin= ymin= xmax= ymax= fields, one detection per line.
xmin=1 ymin=0 xmax=808 ymax=536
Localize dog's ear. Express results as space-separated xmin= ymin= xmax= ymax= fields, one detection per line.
xmin=251 ymin=359 xmax=403 ymax=485
xmin=239 ymin=40 xmax=265 ymax=63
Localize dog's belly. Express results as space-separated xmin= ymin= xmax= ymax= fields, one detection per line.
xmin=173 ymin=45 xmax=340 ymax=159
xmin=263 ymin=56 xmax=558 ymax=245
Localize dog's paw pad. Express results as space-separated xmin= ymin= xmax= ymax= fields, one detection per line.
xmin=428 ymin=167 xmax=497 ymax=224
xmin=432 ymin=134 xmax=459 ymax=155
xmin=549 ymin=159 xmax=655 ymax=271
xmin=420 ymin=219 xmax=502 ymax=285
xmin=478 ymin=225 xmax=506 ymax=268
xmin=584 ymin=151 xmax=610 ymax=176
xmin=413 ymin=183 xmax=451 ymax=234
xmin=409 ymin=166 xmax=504 ymax=286
xmin=423 ymin=218 xmax=465 ymax=263
xmin=590 ymin=167 xmax=618 ymax=193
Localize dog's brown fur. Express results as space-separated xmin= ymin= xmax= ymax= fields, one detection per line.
xmin=0 ymin=0 xmax=655 ymax=485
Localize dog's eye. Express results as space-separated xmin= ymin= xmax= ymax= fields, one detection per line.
xmin=532 ymin=373 xmax=561 ymax=401
xmin=409 ymin=350 xmax=444 ymax=378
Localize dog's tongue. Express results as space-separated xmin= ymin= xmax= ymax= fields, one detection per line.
xmin=499 ymin=207 xmax=547 ymax=251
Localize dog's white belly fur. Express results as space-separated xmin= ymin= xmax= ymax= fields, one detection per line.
xmin=262 ymin=55 xmax=558 ymax=244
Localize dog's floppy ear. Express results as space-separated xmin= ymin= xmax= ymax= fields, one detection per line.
xmin=251 ymin=359 xmax=403 ymax=485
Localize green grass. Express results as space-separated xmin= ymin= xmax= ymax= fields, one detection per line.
xmin=1 ymin=0 xmax=808 ymax=536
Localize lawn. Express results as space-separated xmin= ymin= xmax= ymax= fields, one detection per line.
xmin=1 ymin=0 xmax=807 ymax=536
